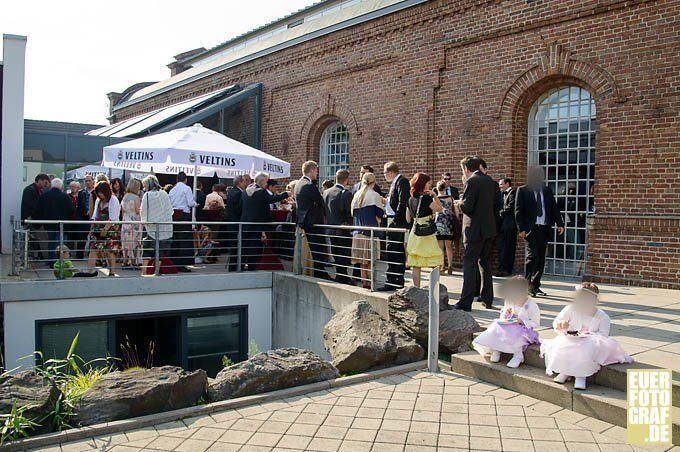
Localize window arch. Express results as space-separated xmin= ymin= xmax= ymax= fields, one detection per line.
xmin=528 ymin=86 xmax=596 ymax=277
xmin=319 ymin=121 xmax=349 ymax=182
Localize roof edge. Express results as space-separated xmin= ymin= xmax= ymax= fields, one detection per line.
xmin=112 ymin=0 xmax=427 ymax=112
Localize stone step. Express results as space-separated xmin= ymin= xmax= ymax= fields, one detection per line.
xmin=472 ymin=332 xmax=680 ymax=407
xmin=451 ymin=351 xmax=679 ymax=445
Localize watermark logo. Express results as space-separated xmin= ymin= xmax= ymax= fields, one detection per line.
xmin=627 ymin=369 xmax=672 ymax=445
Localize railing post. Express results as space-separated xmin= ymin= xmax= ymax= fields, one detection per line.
xmin=369 ymin=229 xmax=376 ymax=291
xmin=428 ymin=266 xmax=441 ymax=373
xmin=236 ymin=223 xmax=243 ymax=272
xmin=154 ymin=223 xmax=160 ymax=276
xmin=58 ymin=222 xmax=64 ymax=279
xmin=9 ymin=216 xmax=17 ymax=276
xmin=293 ymin=227 xmax=302 ymax=275
xmin=23 ymin=227 xmax=29 ymax=272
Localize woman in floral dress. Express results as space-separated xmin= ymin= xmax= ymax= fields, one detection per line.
xmin=84 ymin=181 xmax=121 ymax=276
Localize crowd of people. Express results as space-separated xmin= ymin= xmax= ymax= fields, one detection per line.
xmin=21 ymin=156 xmax=564 ymax=305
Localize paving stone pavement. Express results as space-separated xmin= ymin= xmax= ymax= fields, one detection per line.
xmin=49 ymin=369 xmax=677 ymax=452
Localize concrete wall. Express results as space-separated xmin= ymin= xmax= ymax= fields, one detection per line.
xmin=271 ymin=272 xmax=389 ymax=359
xmin=1 ymin=273 xmax=272 ymax=369
xmin=1 ymin=34 xmax=26 ymax=254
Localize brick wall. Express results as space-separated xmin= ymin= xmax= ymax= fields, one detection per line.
xmin=113 ymin=0 xmax=680 ymax=288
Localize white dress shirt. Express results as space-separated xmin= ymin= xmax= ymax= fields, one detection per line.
xmin=385 ymin=174 xmax=402 ymax=217
xmin=168 ymin=181 xmax=197 ymax=213
xmin=535 ymin=189 xmax=547 ymax=225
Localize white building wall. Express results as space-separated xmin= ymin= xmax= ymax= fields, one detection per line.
xmin=1 ymin=273 xmax=273 ymax=369
xmin=1 ymin=34 xmax=27 ymax=253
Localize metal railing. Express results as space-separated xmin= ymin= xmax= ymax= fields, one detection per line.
xmin=12 ymin=219 xmax=440 ymax=290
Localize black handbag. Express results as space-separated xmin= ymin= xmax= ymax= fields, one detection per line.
xmin=411 ymin=195 xmax=436 ymax=237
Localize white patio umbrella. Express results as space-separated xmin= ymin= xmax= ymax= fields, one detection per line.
xmin=101 ymin=123 xmax=290 ymax=220
xmin=66 ymin=165 xmax=124 ymax=181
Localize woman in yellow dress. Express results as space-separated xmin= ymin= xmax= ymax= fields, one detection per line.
xmin=406 ymin=172 xmax=444 ymax=288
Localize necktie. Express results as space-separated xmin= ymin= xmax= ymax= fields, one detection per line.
xmin=535 ymin=191 xmax=543 ymax=218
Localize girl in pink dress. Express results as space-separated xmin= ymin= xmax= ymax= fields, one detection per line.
xmin=541 ymin=282 xmax=633 ymax=390
xmin=473 ymin=276 xmax=541 ymax=368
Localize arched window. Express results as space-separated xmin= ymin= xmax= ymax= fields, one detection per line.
xmin=528 ymin=86 xmax=596 ymax=277
xmin=319 ymin=121 xmax=349 ymax=182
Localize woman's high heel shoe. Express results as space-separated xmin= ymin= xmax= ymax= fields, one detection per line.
xmin=448 ymin=266 xmax=454 ymax=275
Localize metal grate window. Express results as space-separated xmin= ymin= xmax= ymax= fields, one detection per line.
xmin=319 ymin=121 xmax=349 ymax=182
xmin=528 ymin=86 xmax=596 ymax=277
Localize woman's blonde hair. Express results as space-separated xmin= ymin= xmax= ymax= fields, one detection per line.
xmin=126 ymin=178 xmax=141 ymax=195
xmin=352 ymin=172 xmax=376 ymax=214
xmin=95 ymin=173 xmax=109 ymax=183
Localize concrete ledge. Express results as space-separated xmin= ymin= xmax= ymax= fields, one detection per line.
xmin=3 ymin=360 xmax=427 ymax=451
xmin=0 ymin=272 xmax=273 ymax=302
xmin=451 ymin=351 xmax=573 ymax=409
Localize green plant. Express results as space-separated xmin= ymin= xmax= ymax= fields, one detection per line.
xmin=119 ymin=336 xmax=154 ymax=370
xmin=0 ymin=400 xmax=39 ymax=444
xmin=221 ymin=356 xmax=234 ymax=368
xmin=32 ymin=333 xmax=114 ymax=432
xmin=248 ymin=339 xmax=260 ymax=358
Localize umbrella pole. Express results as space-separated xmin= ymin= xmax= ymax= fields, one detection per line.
xmin=192 ymin=164 xmax=198 ymax=224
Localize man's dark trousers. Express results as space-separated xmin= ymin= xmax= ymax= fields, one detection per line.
xmin=459 ymin=238 xmax=494 ymax=310
xmin=306 ymin=226 xmax=330 ymax=280
xmin=330 ymin=230 xmax=352 ymax=284
xmin=498 ymin=227 xmax=518 ymax=274
xmin=172 ymin=212 xmax=194 ymax=267
xmin=385 ymin=217 xmax=405 ymax=288
xmin=525 ymin=224 xmax=550 ymax=291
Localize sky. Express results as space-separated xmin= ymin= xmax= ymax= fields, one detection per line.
xmin=1 ymin=0 xmax=314 ymax=125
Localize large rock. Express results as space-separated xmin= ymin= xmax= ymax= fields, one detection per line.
xmin=388 ymin=286 xmax=481 ymax=353
xmin=324 ymin=301 xmax=424 ymax=373
xmin=207 ymin=348 xmax=339 ymax=402
xmin=75 ymin=366 xmax=207 ymax=426
xmin=0 ymin=371 xmax=61 ymax=433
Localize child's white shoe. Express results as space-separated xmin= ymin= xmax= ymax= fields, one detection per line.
xmin=574 ymin=377 xmax=587 ymax=390
xmin=553 ymin=373 xmax=569 ymax=384
xmin=490 ymin=351 xmax=501 ymax=363
xmin=506 ymin=353 xmax=523 ymax=368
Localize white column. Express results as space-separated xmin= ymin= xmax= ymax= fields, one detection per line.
xmin=1 ymin=34 xmax=27 ymax=254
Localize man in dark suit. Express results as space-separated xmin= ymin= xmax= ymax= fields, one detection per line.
xmin=21 ymin=173 xmax=51 ymax=260
xmin=294 ymin=161 xmax=330 ymax=279
xmin=323 ymin=169 xmax=353 ymax=285
xmin=225 ymin=174 xmax=250 ymax=271
xmin=241 ymin=172 xmax=289 ymax=271
xmin=441 ymin=172 xmax=460 ymax=200
xmin=378 ymin=161 xmax=410 ymax=291
xmin=497 ymin=178 xmax=518 ymax=276
xmin=454 ymin=156 xmax=497 ymax=311
xmin=352 ymin=165 xmax=384 ymax=196
xmin=515 ymin=166 xmax=564 ymax=297
xmin=34 ymin=178 xmax=75 ymax=266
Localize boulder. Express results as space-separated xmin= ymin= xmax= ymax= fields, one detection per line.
xmin=388 ymin=286 xmax=481 ymax=353
xmin=207 ymin=348 xmax=339 ymax=402
xmin=0 ymin=371 xmax=61 ymax=433
xmin=75 ymin=366 xmax=207 ymax=426
xmin=324 ymin=301 xmax=424 ymax=373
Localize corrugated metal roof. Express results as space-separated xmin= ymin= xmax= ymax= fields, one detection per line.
xmin=115 ymin=0 xmax=425 ymax=111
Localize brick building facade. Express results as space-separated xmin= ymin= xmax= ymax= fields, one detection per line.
xmin=109 ymin=0 xmax=680 ymax=288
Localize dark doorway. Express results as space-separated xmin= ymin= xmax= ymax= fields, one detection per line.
xmin=115 ymin=315 xmax=181 ymax=369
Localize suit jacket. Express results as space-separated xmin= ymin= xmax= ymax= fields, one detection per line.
xmin=323 ymin=184 xmax=353 ymax=226
xmin=458 ymin=170 xmax=498 ymax=243
xmin=499 ymin=187 xmax=517 ymax=231
xmin=71 ymin=190 xmax=89 ymax=220
xmin=294 ymin=176 xmax=325 ymax=230
xmin=388 ymin=175 xmax=411 ymax=227
xmin=241 ymin=185 xmax=287 ymax=223
xmin=34 ymin=188 xmax=75 ymax=230
xmin=226 ymin=187 xmax=244 ymax=222
xmin=21 ymin=183 xmax=42 ymax=221
xmin=514 ymin=184 xmax=564 ymax=233
xmin=449 ymin=186 xmax=460 ymax=200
